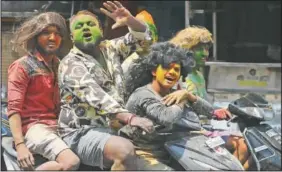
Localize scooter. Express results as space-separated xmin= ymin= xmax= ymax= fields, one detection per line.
xmin=118 ymin=112 xmax=245 ymax=170
xmin=3 ymin=99 xmax=242 ymax=171
xmin=119 ymin=93 xmax=281 ymax=171
xmin=192 ymin=93 xmax=281 ymax=170
xmin=2 ymin=92 xmax=280 ymax=171
xmin=226 ymin=93 xmax=281 ymax=170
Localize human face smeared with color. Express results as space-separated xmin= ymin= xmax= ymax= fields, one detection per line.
xmin=135 ymin=10 xmax=158 ymax=43
xmin=153 ymin=63 xmax=181 ymax=89
xmin=147 ymin=23 xmax=158 ymax=43
xmin=70 ymin=15 xmax=103 ymax=50
xmin=36 ymin=25 xmax=62 ymax=55
xmin=191 ymin=44 xmax=210 ymax=66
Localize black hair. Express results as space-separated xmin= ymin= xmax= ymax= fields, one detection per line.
xmin=11 ymin=12 xmax=68 ymax=56
xmin=124 ymin=41 xmax=194 ymax=100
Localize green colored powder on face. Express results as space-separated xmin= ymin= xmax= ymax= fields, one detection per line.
xmin=147 ymin=23 xmax=158 ymax=43
xmin=71 ymin=15 xmax=103 ymax=45
xmin=192 ymin=44 xmax=210 ymax=66
xmin=194 ymin=50 xmax=206 ymax=66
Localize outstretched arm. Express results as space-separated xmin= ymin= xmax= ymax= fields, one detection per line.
xmin=100 ymin=1 xmax=146 ymax=32
xmin=100 ymin=1 xmax=152 ymax=59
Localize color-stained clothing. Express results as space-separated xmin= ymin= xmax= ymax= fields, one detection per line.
xmin=184 ymin=70 xmax=208 ymax=101
xmin=7 ymin=52 xmax=60 ymax=135
xmin=122 ymin=52 xmax=140 ymax=74
xmin=125 ymin=84 xmax=213 ymax=169
xmin=58 ymin=26 xmax=152 ymax=137
xmin=126 ymin=84 xmax=213 ymax=127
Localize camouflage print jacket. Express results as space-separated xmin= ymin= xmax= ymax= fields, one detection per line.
xmin=58 ymin=26 xmax=152 ymax=137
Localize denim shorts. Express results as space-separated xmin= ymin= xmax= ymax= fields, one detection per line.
xmin=62 ymin=127 xmax=112 ymax=169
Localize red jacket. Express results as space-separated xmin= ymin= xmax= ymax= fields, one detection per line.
xmin=7 ymin=51 xmax=60 ymax=135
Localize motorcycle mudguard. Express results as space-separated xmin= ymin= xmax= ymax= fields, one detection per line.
xmin=243 ymin=127 xmax=281 ymax=171
xmin=164 ymin=134 xmax=244 ymax=171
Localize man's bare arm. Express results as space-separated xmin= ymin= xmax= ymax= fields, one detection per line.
xmin=8 ymin=113 xmax=24 ymax=145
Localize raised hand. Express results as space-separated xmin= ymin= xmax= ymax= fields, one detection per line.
xmin=100 ymin=1 xmax=133 ymax=29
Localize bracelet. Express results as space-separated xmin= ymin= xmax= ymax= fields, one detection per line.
xmin=15 ymin=141 xmax=25 ymax=148
xmin=127 ymin=114 xmax=136 ymax=126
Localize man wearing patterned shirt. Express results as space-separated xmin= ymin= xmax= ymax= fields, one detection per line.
xmin=58 ymin=1 xmax=154 ymax=171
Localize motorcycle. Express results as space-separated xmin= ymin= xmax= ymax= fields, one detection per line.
xmin=2 ymin=91 xmax=280 ymax=171
xmin=118 ymin=112 xmax=245 ymax=170
xmin=119 ymin=93 xmax=281 ymax=171
xmin=197 ymin=93 xmax=281 ymax=170
xmin=3 ymin=84 xmax=240 ymax=171
xmin=226 ymin=93 xmax=281 ymax=170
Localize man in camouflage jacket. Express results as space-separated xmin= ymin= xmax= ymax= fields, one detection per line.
xmin=57 ymin=1 xmax=154 ymax=170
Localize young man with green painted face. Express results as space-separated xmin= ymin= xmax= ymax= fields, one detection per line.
xmin=170 ymin=26 xmax=252 ymax=170
xmin=57 ymin=1 xmax=154 ymax=170
xmin=169 ymin=27 xmax=210 ymax=99
xmin=170 ymin=26 xmax=231 ymax=118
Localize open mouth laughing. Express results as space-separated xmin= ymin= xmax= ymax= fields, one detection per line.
xmin=83 ymin=32 xmax=92 ymax=41
xmin=165 ymin=76 xmax=177 ymax=84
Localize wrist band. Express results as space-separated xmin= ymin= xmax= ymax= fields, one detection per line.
xmin=15 ymin=141 xmax=25 ymax=148
xmin=127 ymin=114 xmax=136 ymax=126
